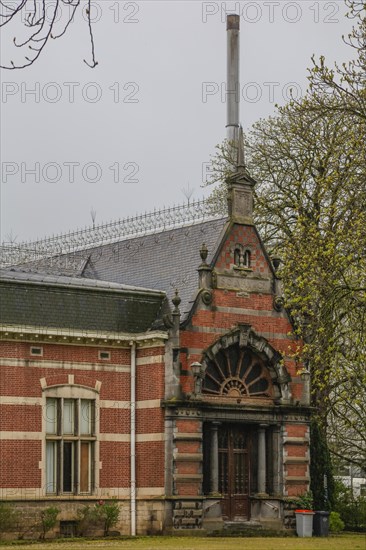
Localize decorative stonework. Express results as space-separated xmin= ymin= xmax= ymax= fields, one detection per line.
xmin=216 ymin=274 xmax=271 ymax=293
xmin=273 ymin=296 xmax=285 ymax=312
xmin=176 ymin=409 xmax=202 ymax=417
xmin=173 ymin=500 xmax=203 ymax=529
xmin=200 ymin=325 xmax=292 ymax=404
xmin=200 ymin=289 xmax=212 ymax=305
xmin=232 ymin=188 xmax=253 ymax=219
xmin=0 ymin=325 xmax=168 ymax=348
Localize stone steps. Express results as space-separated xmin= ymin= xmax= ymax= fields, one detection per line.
xmin=223 ymin=520 xmax=263 ymax=531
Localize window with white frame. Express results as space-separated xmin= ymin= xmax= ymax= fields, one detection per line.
xmin=45 ymin=397 xmax=96 ymax=495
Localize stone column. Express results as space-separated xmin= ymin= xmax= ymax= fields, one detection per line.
xmin=210 ymin=422 xmax=220 ymax=493
xmin=272 ymin=425 xmax=281 ymax=496
xmin=257 ymin=424 xmax=268 ymax=495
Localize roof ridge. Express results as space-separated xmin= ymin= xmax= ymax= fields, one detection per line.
xmin=0 ymin=199 xmax=227 ymax=268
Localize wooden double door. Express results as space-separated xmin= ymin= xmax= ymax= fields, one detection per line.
xmin=218 ymin=425 xmax=251 ymax=520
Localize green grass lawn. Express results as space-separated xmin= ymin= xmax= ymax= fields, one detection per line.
xmin=1 ymin=534 xmax=365 ymax=550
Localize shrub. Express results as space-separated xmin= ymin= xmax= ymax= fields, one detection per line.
xmin=329 ymin=511 xmax=344 ymax=532
xmin=333 ymin=480 xmax=366 ymax=531
xmin=95 ymin=499 xmax=120 ymax=536
xmin=0 ymin=503 xmax=19 ymax=537
xmin=76 ymin=505 xmax=98 ymax=536
xmin=294 ymin=491 xmax=314 ymax=510
xmin=76 ymin=500 xmax=120 ymax=537
xmin=39 ymin=507 xmax=60 ymax=540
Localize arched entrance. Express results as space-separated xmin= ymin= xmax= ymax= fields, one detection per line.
xmin=200 ymin=325 xmax=292 ymax=522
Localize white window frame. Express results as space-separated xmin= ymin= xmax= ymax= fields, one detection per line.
xmin=43 ymin=386 xmax=98 ymax=496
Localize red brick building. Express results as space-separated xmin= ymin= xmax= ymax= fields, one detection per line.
xmin=0 ymin=14 xmax=311 ymax=537
xmin=0 ymin=147 xmax=311 ymax=535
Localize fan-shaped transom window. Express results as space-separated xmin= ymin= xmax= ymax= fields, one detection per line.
xmin=203 ymin=345 xmax=272 ymax=398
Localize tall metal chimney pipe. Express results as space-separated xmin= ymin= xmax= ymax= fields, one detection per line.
xmin=226 ymin=14 xmax=240 ymax=144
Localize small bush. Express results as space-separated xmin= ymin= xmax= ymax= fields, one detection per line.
xmin=329 ymin=511 xmax=344 ymax=532
xmin=0 ymin=503 xmax=19 ymax=537
xmin=294 ymin=491 xmax=314 ymax=510
xmin=76 ymin=505 xmax=97 ymax=536
xmin=39 ymin=507 xmax=60 ymax=540
xmin=95 ymin=499 xmax=120 ymax=536
xmin=333 ymin=480 xmax=366 ymax=531
xmin=76 ymin=500 xmax=120 ymax=537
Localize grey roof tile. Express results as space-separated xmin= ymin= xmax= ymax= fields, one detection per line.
xmin=81 ymin=218 xmax=227 ymax=317
xmin=6 ymin=218 xmax=228 ymax=321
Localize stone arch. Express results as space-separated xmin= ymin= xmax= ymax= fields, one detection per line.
xmin=201 ymin=324 xmax=292 ymax=403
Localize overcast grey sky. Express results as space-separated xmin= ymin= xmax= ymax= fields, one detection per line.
xmin=0 ymin=0 xmax=353 ymax=242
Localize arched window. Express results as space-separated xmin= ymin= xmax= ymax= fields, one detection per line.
xmin=243 ymin=250 xmax=251 ymax=268
xmin=202 ymin=345 xmax=272 ymax=399
xmin=44 ymin=385 xmax=98 ymax=495
xmin=233 ymin=246 xmax=251 ymax=269
xmin=234 ymin=248 xmax=241 ymax=267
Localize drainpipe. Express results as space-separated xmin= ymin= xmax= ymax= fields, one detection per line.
xmin=130 ymin=340 xmax=136 ymax=536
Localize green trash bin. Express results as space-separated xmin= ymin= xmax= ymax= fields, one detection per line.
xmin=313 ymin=511 xmax=330 ymax=536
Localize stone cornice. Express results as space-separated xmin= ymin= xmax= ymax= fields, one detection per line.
xmin=0 ymin=324 xmax=168 ymax=348
xmin=163 ymin=399 xmax=311 ymax=423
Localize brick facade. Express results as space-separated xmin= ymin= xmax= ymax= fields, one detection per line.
xmin=0 ymin=214 xmax=310 ymax=537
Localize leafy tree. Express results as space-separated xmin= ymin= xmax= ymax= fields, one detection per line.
xmin=310 ymin=418 xmax=335 ymax=510
xmin=205 ymin=3 xmax=366 ymax=471
xmin=308 ymin=0 xmax=366 ymax=121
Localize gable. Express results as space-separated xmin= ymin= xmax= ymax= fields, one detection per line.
xmin=215 ymin=224 xmax=270 ymax=272
xmin=212 ymin=223 xmax=274 ymax=296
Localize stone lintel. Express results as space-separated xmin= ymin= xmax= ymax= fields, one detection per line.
xmin=285 ymin=476 xmax=310 ymax=482
xmin=173 ymin=474 xmax=203 ymax=482
xmin=284 ymin=437 xmax=309 ymax=445
xmin=174 ymin=433 xmax=203 ymax=441
xmin=284 ymin=457 xmax=309 ymax=464
xmin=174 ymin=453 xmax=203 ymax=462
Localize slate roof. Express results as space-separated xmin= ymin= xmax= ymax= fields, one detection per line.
xmin=11 ymin=218 xmax=228 ymax=320
xmin=0 ymin=269 xmax=165 ymax=294
xmin=0 ymin=270 xmax=166 ymax=334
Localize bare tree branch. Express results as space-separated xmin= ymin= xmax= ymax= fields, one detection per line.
xmin=0 ymin=0 xmax=98 ymax=69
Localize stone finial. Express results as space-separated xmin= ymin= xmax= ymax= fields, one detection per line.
xmin=198 ymin=244 xmax=212 ymax=290
xmin=172 ymin=289 xmax=181 ymax=313
xmin=200 ymin=243 xmax=208 ymax=264
xmin=171 ymin=289 xmax=181 ymax=354
xmin=271 ymin=256 xmax=281 ymax=272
